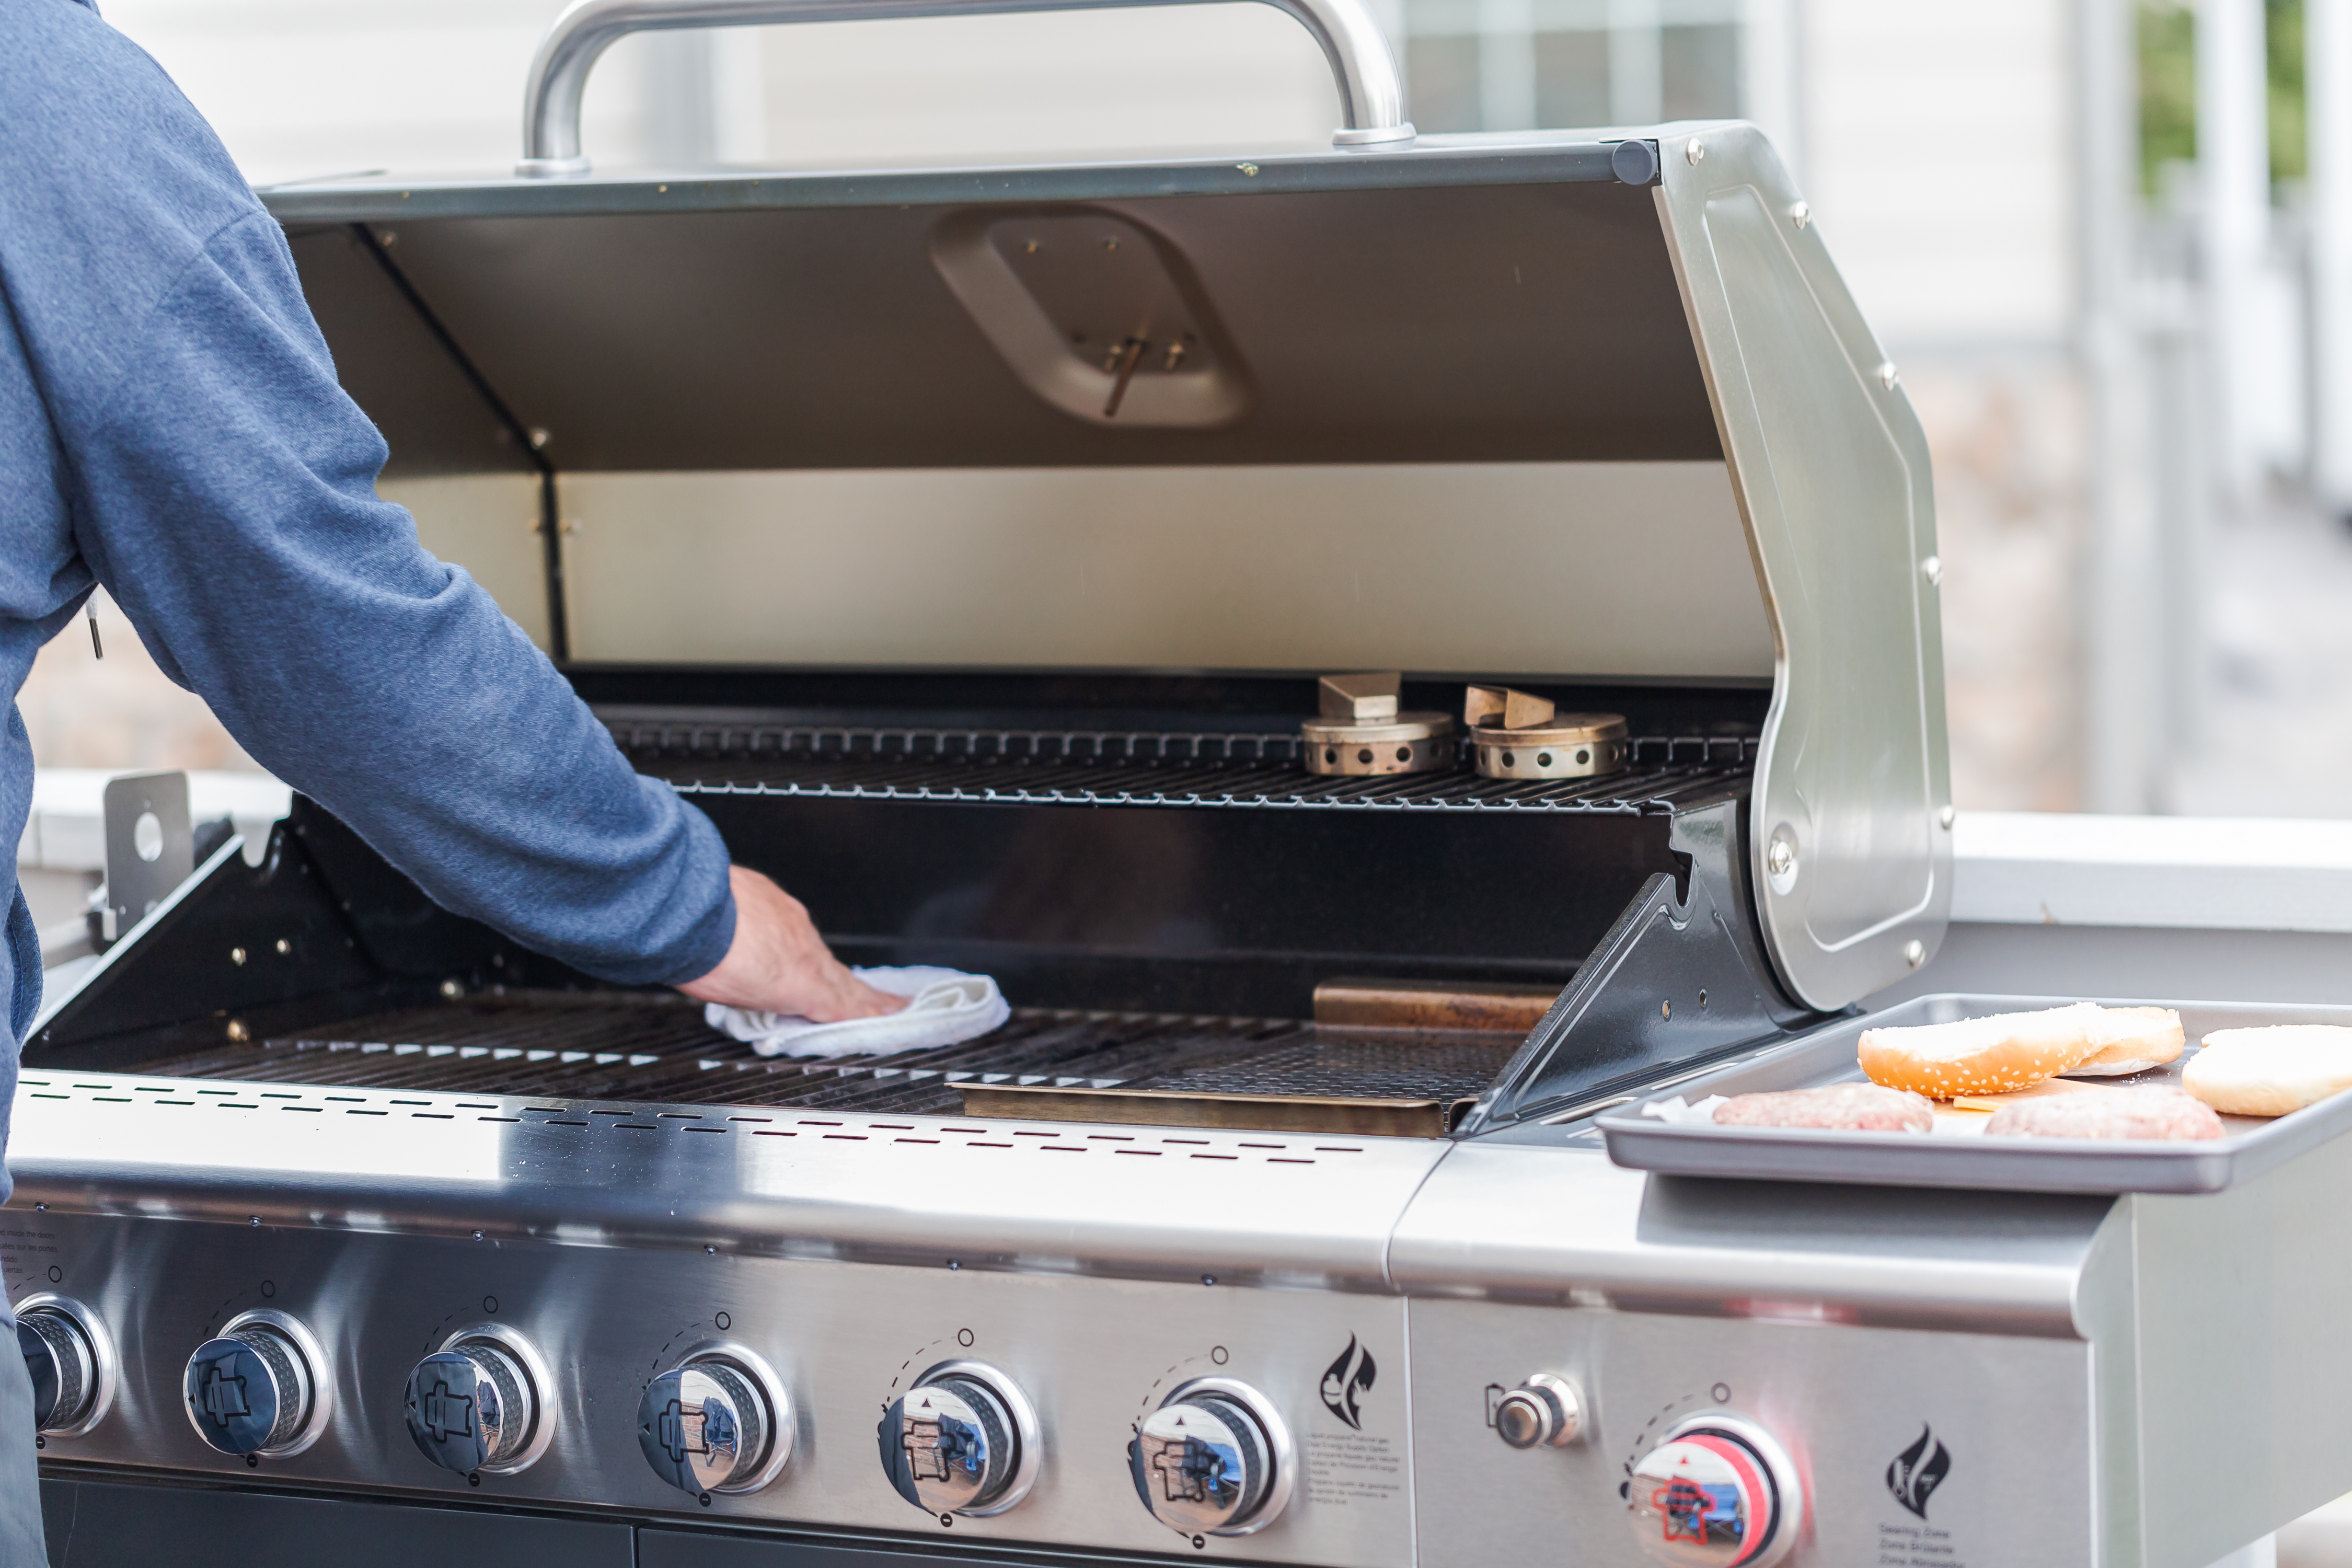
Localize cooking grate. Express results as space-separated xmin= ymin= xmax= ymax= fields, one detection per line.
xmin=613 ymin=723 xmax=1754 ymax=815
xmin=123 ymin=993 xmax=1516 ymax=1131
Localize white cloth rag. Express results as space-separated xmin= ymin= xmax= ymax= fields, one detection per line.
xmin=705 ymin=966 xmax=1010 ymax=1059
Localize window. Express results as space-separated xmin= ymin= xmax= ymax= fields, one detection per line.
xmin=1402 ymin=0 xmax=1744 ymax=134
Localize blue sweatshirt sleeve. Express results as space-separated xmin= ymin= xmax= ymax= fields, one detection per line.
xmin=1 ymin=9 xmax=736 ymax=987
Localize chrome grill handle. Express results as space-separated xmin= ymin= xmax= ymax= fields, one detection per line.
xmin=516 ymin=0 xmax=1415 ymax=177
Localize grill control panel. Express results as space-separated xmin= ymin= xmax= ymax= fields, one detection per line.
xmin=9 ymin=1206 xmax=2116 ymax=1567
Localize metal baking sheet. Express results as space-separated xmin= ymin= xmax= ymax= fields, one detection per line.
xmin=1595 ymin=993 xmax=2352 ymax=1194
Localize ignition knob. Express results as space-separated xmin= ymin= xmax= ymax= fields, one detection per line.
xmin=405 ymin=1339 xmax=539 ymax=1475
xmin=879 ymin=1361 xmax=1040 ymax=1517
xmin=1494 ymin=1373 xmax=1583 ymax=1449
xmin=1128 ymin=1377 xmax=1294 ymax=1538
xmin=183 ymin=1318 xmax=318 ymax=1457
xmin=639 ymin=1355 xmax=789 ymax=1495
xmin=17 ymin=1302 xmax=101 ymax=1435
xmin=1625 ymin=1413 xmax=1806 ymax=1568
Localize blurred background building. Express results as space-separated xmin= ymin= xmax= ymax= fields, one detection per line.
xmin=31 ymin=0 xmax=2352 ymax=818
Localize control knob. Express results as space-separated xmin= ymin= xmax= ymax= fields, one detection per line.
xmin=1625 ymin=1413 xmax=1805 ymax=1568
xmin=17 ymin=1299 xmax=106 ymax=1436
xmin=879 ymin=1361 xmax=1040 ymax=1518
xmin=1128 ymin=1377 xmax=1294 ymax=1538
xmin=1493 ymin=1373 xmax=1583 ymax=1449
xmin=405 ymin=1333 xmax=544 ymax=1475
xmin=639 ymin=1352 xmax=791 ymax=1495
xmin=183 ymin=1313 xmax=326 ymax=1457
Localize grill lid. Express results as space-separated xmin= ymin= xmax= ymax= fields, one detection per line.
xmin=265 ymin=114 xmax=1947 ymax=1009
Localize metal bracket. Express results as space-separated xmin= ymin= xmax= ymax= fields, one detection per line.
xmin=101 ymin=772 xmax=192 ymax=943
xmin=1459 ymin=799 xmax=1819 ymax=1133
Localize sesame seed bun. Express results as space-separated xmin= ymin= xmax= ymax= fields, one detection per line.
xmin=1857 ymin=1002 xmax=2182 ymax=1099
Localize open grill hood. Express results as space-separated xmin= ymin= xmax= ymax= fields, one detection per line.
xmin=266 ymin=125 xmax=1948 ymax=1011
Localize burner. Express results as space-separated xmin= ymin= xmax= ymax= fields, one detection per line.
xmin=1463 ymin=686 xmax=1628 ymax=780
xmin=1299 ymin=672 xmax=1456 ymax=777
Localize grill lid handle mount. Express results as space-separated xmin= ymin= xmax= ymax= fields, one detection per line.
xmin=516 ymin=0 xmax=1417 ymax=177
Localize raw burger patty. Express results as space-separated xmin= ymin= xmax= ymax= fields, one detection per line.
xmin=1983 ymin=1086 xmax=2222 ymax=1140
xmin=1712 ymin=1083 xmax=1934 ymax=1133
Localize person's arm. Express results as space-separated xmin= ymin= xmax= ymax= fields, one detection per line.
xmin=13 ymin=69 xmax=886 ymax=1013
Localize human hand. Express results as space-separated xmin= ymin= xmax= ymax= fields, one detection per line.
xmin=676 ymin=866 xmax=904 ymax=1021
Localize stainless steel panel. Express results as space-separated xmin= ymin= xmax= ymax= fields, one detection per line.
xmin=15 ymin=1214 xmax=1413 ymax=1567
xmin=5 ymin=1079 xmax=1439 ymax=1289
xmin=1408 ymin=1298 xmax=2095 ymax=1566
xmin=1656 ymin=124 xmax=1952 ymax=1010
xmin=557 ymin=464 xmax=1772 ymax=678
xmin=1387 ymin=1143 xmax=2104 ymax=1336
xmin=2127 ymin=1125 xmax=2352 ymax=1568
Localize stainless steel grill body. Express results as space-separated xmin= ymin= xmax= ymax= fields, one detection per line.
xmin=17 ymin=1063 xmax=2347 ymax=1567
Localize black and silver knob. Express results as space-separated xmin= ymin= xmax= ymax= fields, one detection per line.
xmin=183 ymin=1313 xmax=325 ymax=1458
xmin=405 ymin=1334 xmax=542 ymax=1476
xmin=1494 ymin=1373 xmax=1583 ymax=1449
xmin=1128 ymin=1377 xmax=1294 ymax=1537
xmin=879 ymin=1361 xmax=1040 ymax=1518
xmin=639 ymin=1353 xmax=791 ymax=1496
xmin=17 ymin=1298 xmax=107 ymax=1436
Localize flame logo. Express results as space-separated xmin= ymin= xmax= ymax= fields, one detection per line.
xmin=1319 ymin=1335 xmax=1376 ymax=1430
xmin=1886 ymin=1425 xmax=1952 ymax=1519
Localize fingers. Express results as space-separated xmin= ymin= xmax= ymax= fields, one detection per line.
xmin=676 ymin=866 xmax=908 ymax=1021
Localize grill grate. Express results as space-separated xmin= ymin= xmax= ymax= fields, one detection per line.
xmin=614 ymin=723 xmax=1754 ymax=815
xmin=124 ymin=993 xmax=1515 ymax=1122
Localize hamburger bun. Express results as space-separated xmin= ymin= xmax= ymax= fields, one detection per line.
xmin=2057 ymin=1005 xmax=2188 ymax=1077
xmin=2182 ymin=1025 xmax=2352 ymax=1117
xmin=1858 ymin=1002 xmax=2182 ymax=1099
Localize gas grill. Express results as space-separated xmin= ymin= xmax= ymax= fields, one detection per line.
xmin=14 ymin=2 xmax=2348 ymax=1564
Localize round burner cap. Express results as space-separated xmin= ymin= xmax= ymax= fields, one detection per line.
xmin=1299 ymin=712 xmax=1456 ymax=776
xmin=1469 ymin=713 xmax=1629 ymax=780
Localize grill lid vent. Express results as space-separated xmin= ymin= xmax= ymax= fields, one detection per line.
xmin=932 ymin=208 xmax=1247 ymax=429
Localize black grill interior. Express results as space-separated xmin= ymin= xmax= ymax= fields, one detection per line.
xmin=126 ymin=993 xmax=1517 ymax=1117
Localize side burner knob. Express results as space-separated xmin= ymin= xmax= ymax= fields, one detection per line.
xmin=639 ymin=1356 xmax=788 ymax=1495
xmin=1625 ymin=1413 xmax=1806 ymax=1568
xmin=1494 ymin=1373 xmax=1583 ymax=1449
xmin=879 ymin=1361 xmax=1040 ymax=1517
xmin=183 ymin=1318 xmax=318 ymax=1457
xmin=405 ymin=1339 xmax=539 ymax=1475
xmin=1128 ymin=1377 xmax=1294 ymax=1538
xmin=18 ymin=1302 xmax=101 ymax=1435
